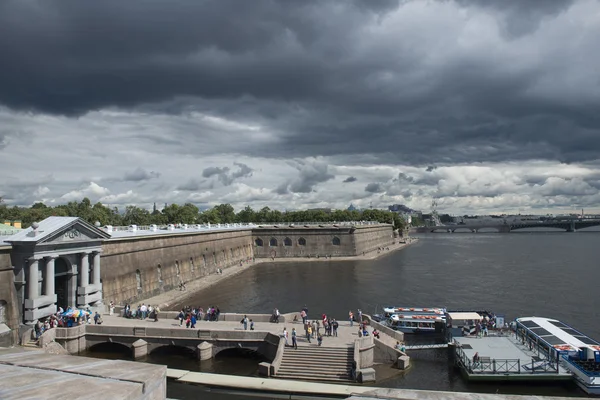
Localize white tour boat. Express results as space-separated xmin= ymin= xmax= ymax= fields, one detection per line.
xmin=387 ymin=313 xmax=446 ymax=334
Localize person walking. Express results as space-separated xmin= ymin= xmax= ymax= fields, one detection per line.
xmin=190 ymin=314 xmax=197 ymax=329
xmin=291 ymin=328 xmax=298 ymax=349
xmin=242 ymin=315 xmax=248 ymax=330
xmin=306 ymin=324 xmax=312 ymax=343
xmin=283 ymin=327 xmax=289 ymax=346
xmin=250 ymin=319 xmax=254 ymax=330
xmin=349 ymin=311 xmax=354 ymax=327
xmin=332 ymin=319 xmax=339 ymax=337
xmin=311 ymin=320 xmax=317 ymax=338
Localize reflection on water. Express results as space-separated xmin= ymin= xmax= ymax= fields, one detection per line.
xmin=81 ymin=343 xmax=266 ymax=376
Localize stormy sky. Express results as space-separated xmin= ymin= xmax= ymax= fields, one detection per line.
xmin=1 ymin=0 xmax=599 ymax=214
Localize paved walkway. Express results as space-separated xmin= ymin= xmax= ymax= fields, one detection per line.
xmin=99 ymin=314 xmax=370 ymax=348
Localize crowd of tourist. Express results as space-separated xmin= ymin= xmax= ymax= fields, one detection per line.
xmin=176 ymin=305 xmax=221 ymax=328
xmin=122 ymin=303 xmax=161 ymax=321
xmin=33 ymin=306 xmax=104 ymax=340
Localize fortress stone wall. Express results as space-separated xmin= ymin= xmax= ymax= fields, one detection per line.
xmin=0 ymin=246 xmax=20 ymax=346
xmin=101 ymin=230 xmax=254 ymax=306
xmin=252 ymin=224 xmax=394 ymax=258
xmin=0 ymin=220 xmax=396 ymax=324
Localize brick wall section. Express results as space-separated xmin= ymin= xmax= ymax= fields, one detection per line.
xmin=100 ymin=230 xmax=254 ymax=305
xmin=0 ymin=246 xmax=20 ymax=346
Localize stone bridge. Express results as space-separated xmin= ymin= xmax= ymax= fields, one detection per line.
xmin=415 ymin=219 xmax=600 ymax=233
xmin=44 ymin=323 xmax=281 ymax=362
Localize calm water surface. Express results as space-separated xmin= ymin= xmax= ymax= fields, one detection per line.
xmin=93 ymin=232 xmax=600 ymax=398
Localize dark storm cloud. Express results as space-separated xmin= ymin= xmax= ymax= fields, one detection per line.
xmin=395 ymin=173 xmax=414 ymax=183
xmin=0 ymin=0 xmax=598 ymax=167
xmin=201 ymin=163 xmax=253 ymax=186
xmin=365 ymin=183 xmax=385 ymax=193
xmin=275 ymin=159 xmax=335 ymax=194
xmin=176 ymin=179 xmax=208 ymax=191
xmin=453 ymin=0 xmax=575 ymax=38
xmin=123 ymin=167 xmax=160 ymax=182
xmin=343 ymin=176 xmax=358 ymax=183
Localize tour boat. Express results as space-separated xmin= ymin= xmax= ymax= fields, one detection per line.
xmin=516 ymin=317 xmax=600 ymax=396
xmin=387 ymin=313 xmax=446 ymax=334
xmin=382 ymin=306 xmax=446 ymax=315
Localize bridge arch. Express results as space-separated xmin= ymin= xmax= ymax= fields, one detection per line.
xmin=215 ymin=347 xmax=267 ymax=361
xmin=150 ymin=344 xmax=196 ymax=358
xmin=88 ymin=341 xmax=132 ymax=356
xmin=452 ymin=228 xmax=473 ymax=233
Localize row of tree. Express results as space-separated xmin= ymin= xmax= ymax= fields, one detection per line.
xmin=0 ymin=198 xmax=409 ymax=230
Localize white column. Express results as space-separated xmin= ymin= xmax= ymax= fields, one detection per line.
xmin=80 ymin=252 xmax=90 ymax=287
xmin=45 ymin=256 xmax=56 ymax=296
xmin=92 ymin=251 xmax=101 ymax=285
xmin=28 ymin=257 xmax=40 ymax=300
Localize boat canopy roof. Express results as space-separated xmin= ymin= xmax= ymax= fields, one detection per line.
xmin=447 ymin=312 xmax=482 ymax=321
xmin=516 ymin=316 xmax=600 ymax=351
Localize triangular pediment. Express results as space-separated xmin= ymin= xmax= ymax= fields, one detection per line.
xmin=5 ymin=217 xmax=111 ymax=245
xmin=43 ymin=222 xmax=107 ymax=244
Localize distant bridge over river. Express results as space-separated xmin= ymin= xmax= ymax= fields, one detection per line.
xmin=414 ymin=219 xmax=600 ymax=233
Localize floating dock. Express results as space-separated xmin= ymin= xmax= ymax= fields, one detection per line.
xmin=453 ymin=333 xmax=573 ymax=381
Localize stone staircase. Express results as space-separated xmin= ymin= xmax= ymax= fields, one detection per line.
xmin=22 ymin=339 xmax=40 ymax=349
xmin=274 ymin=346 xmax=355 ymax=383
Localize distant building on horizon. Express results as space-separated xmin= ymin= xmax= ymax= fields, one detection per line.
xmin=388 ymin=204 xmax=422 ymax=219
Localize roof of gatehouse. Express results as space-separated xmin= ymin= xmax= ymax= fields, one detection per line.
xmin=4 ymin=216 xmax=111 ymax=245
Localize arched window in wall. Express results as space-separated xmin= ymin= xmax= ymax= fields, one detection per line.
xmin=283 ymin=237 xmax=292 ymax=246
xmin=136 ymin=269 xmax=142 ymax=290
xmin=255 ymin=238 xmax=263 ymax=247
xmin=298 ymin=237 xmax=307 ymax=246
xmin=332 ymin=236 xmax=341 ymax=246
xmin=157 ymin=264 xmax=162 ymax=282
xmin=269 ymin=237 xmax=278 ymax=247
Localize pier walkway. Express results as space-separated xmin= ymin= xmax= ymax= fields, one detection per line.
xmin=97 ymin=314 xmax=358 ymax=348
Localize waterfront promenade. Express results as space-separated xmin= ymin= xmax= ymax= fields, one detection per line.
xmin=95 ymin=313 xmax=369 ymax=348
xmin=137 ymin=238 xmax=417 ymax=310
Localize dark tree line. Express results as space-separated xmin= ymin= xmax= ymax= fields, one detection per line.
xmin=0 ymin=198 xmax=408 ymax=231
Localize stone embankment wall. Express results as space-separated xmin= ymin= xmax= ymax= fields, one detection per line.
xmin=0 ymin=246 xmax=19 ymax=346
xmin=101 ymin=230 xmax=254 ymax=306
xmin=252 ymin=224 xmax=394 ymax=258
xmin=352 ymin=225 xmax=395 ymax=255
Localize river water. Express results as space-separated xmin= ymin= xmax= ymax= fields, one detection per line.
xmin=89 ymin=231 xmax=600 ymax=398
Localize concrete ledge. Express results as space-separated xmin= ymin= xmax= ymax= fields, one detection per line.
xmin=77 ymin=291 xmax=102 ymax=306
xmin=78 ymin=284 xmax=102 ymax=295
xmin=24 ymin=294 xmax=57 ymax=309
xmin=25 ymin=304 xmax=57 ymax=322
xmin=358 ymin=367 xmax=376 ymax=383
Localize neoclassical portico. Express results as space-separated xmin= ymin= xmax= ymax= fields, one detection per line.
xmin=7 ymin=217 xmax=111 ymax=324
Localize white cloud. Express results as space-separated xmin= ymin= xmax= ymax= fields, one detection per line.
xmin=60 ymin=182 xmax=111 ymax=202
